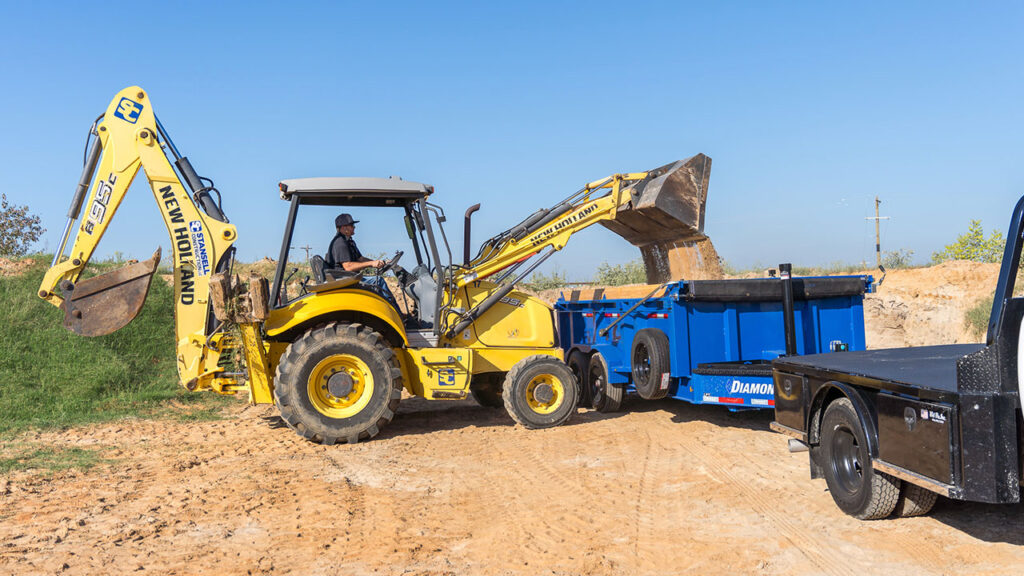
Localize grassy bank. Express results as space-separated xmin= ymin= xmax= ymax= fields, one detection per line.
xmin=0 ymin=257 xmax=229 ymax=437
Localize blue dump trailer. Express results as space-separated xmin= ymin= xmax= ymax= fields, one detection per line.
xmin=555 ymin=266 xmax=872 ymax=412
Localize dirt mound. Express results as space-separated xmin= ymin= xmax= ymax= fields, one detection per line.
xmin=0 ymin=257 xmax=33 ymax=277
xmin=864 ymin=260 xmax=998 ymax=348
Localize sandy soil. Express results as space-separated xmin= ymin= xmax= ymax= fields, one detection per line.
xmin=2 ymin=399 xmax=1022 ymax=576
xmin=3 ymin=260 xmax=1021 ymax=575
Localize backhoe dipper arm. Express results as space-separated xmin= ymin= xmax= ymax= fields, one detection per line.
xmin=38 ymin=86 xmax=238 ymax=390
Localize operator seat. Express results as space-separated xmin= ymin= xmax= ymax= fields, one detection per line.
xmin=309 ymin=255 xmax=359 ymax=284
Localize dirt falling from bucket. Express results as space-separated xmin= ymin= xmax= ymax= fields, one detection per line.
xmin=640 ymin=237 xmax=723 ymax=284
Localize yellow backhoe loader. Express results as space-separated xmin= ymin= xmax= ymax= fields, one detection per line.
xmin=38 ymin=86 xmax=711 ymax=444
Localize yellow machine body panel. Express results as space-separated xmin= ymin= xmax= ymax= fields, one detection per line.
xmin=400 ymin=347 xmax=473 ymax=399
xmin=443 ymin=281 xmax=556 ymax=349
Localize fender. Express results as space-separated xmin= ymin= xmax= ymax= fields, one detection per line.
xmin=808 ymin=381 xmax=880 ymax=458
xmin=265 ymin=288 xmax=406 ymax=346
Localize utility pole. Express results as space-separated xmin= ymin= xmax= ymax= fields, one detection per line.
xmin=291 ymin=244 xmax=314 ymax=261
xmin=865 ymin=196 xmax=890 ymax=268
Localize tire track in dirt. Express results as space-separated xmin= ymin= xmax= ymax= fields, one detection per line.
xmin=649 ymin=417 xmax=857 ymax=576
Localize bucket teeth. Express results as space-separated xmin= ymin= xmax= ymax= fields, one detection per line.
xmin=61 ymin=248 xmax=162 ymax=337
xmin=601 ymin=153 xmax=711 ymax=247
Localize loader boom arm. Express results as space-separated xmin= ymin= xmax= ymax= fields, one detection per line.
xmin=38 ymin=86 xmax=239 ymax=390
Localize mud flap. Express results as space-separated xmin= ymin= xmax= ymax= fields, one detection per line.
xmin=61 ymin=248 xmax=162 ymax=336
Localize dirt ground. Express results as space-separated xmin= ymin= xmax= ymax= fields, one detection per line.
xmin=2 ymin=399 xmax=1022 ymax=576
xmin=3 ymin=260 xmax=1022 ymax=575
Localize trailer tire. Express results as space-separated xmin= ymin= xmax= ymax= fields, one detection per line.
xmin=821 ymin=398 xmax=901 ymax=519
xmin=893 ymin=483 xmax=939 ymax=518
xmin=567 ymin=349 xmax=591 ymax=407
xmin=274 ymin=322 xmax=403 ymax=445
xmin=502 ymin=355 xmax=578 ymax=429
xmin=588 ymin=352 xmax=622 ymax=413
xmin=470 ymin=373 xmax=505 ymax=408
xmin=631 ymin=329 xmax=671 ymax=400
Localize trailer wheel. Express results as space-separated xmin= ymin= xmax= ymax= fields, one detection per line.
xmin=274 ymin=322 xmax=403 ymax=445
xmin=470 ymin=373 xmax=505 ymax=408
xmin=588 ymin=352 xmax=622 ymax=413
xmin=893 ymin=483 xmax=939 ymax=518
xmin=821 ymin=398 xmax=901 ymax=519
xmin=567 ymin=349 xmax=591 ymax=407
xmin=502 ymin=355 xmax=578 ymax=429
xmin=631 ymin=329 xmax=671 ymax=400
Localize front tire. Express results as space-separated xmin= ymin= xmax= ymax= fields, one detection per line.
xmin=274 ymin=322 xmax=403 ymax=445
xmin=502 ymin=355 xmax=578 ymax=429
xmin=821 ymin=398 xmax=900 ymax=519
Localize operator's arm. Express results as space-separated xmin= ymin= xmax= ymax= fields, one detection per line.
xmin=331 ymin=239 xmax=383 ymax=272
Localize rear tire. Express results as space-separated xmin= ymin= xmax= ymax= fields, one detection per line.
xmin=567 ymin=349 xmax=591 ymax=407
xmin=502 ymin=355 xmax=578 ymax=429
xmin=631 ymin=329 xmax=671 ymax=400
xmin=588 ymin=352 xmax=622 ymax=413
xmin=470 ymin=373 xmax=505 ymax=408
xmin=893 ymin=483 xmax=939 ymax=518
xmin=274 ymin=322 xmax=403 ymax=445
xmin=821 ymin=398 xmax=900 ymax=519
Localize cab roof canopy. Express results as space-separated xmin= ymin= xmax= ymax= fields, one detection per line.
xmin=277 ymin=176 xmax=434 ymax=207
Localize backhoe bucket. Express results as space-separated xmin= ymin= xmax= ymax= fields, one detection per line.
xmin=601 ymin=153 xmax=712 ymax=246
xmin=61 ymin=248 xmax=162 ymax=337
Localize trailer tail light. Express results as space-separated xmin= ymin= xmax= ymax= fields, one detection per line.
xmin=646 ymin=313 xmax=668 ymax=319
xmin=604 ymin=313 xmax=620 ymax=318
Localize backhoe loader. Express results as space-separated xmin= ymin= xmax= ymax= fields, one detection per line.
xmin=38 ymin=86 xmax=711 ymax=444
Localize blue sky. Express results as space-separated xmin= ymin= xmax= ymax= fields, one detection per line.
xmin=2 ymin=2 xmax=1023 ymax=279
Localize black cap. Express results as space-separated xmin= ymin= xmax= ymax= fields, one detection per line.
xmin=335 ymin=213 xmax=359 ymax=227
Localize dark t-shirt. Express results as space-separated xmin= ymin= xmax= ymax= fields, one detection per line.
xmin=325 ymin=233 xmax=362 ymax=268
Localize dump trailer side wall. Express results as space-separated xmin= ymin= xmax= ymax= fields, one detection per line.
xmin=556 ymin=276 xmax=870 ymax=409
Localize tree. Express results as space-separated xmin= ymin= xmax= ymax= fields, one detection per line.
xmin=931 ymin=220 xmax=1004 ymax=264
xmin=0 ymin=194 xmax=45 ymax=257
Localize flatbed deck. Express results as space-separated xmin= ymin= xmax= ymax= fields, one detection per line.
xmin=774 ymin=344 xmax=985 ymax=399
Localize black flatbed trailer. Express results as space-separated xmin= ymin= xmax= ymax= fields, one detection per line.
xmin=771 ymin=195 xmax=1024 ymax=520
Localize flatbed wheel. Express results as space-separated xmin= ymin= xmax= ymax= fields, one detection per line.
xmin=502 ymin=355 xmax=578 ymax=429
xmin=893 ymin=483 xmax=939 ymax=517
xmin=274 ymin=322 xmax=403 ymax=445
xmin=566 ymin=349 xmax=591 ymax=406
xmin=821 ymin=398 xmax=901 ymax=519
xmin=588 ymin=352 xmax=622 ymax=413
xmin=470 ymin=373 xmax=505 ymax=408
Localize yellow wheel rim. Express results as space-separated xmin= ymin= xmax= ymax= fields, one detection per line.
xmin=307 ymin=354 xmax=375 ymax=419
xmin=525 ymin=374 xmax=565 ymax=414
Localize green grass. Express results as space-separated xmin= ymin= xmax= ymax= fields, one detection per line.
xmin=0 ymin=256 xmax=229 ymax=436
xmin=965 ymin=294 xmax=994 ymax=338
xmin=0 ymin=444 xmax=109 ymax=474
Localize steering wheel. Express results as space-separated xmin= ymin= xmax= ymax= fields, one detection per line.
xmin=376 ymin=250 xmax=404 ymax=275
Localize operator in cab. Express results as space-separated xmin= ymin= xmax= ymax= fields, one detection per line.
xmin=325 ymin=213 xmax=400 ymax=310
xmin=325 ymin=213 xmax=385 ymax=273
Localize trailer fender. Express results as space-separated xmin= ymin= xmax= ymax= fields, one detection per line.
xmin=809 ymin=381 xmax=879 ymax=459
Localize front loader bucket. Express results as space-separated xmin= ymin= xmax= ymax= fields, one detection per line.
xmin=61 ymin=248 xmax=162 ymax=337
xmin=601 ymin=153 xmax=712 ymax=246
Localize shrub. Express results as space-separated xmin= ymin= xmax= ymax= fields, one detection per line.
xmin=522 ymin=267 xmax=569 ymax=291
xmin=594 ymin=260 xmax=646 ymax=286
xmin=964 ymin=294 xmax=994 ymax=339
xmin=882 ymin=248 xmax=915 ymax=269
